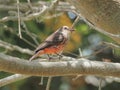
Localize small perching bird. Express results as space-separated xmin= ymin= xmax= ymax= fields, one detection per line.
xmin=29 ymin=26 xmax=74 ymax=61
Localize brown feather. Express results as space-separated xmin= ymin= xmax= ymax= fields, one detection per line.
xmin=34 ymin=27 xmax=64 ymax=54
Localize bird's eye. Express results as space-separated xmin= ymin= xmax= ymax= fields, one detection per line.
xmin=64 ymin=27 xmax=68 ymax=30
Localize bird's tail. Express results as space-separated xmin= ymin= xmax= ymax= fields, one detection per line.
xmin=29 ymin=51 xmax=44 ymax=61
xmin=29 ymin=54 xmax=38 ymax=61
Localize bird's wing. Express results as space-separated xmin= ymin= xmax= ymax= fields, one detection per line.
xmin=34 ymin=31 xmax=64 ymax=54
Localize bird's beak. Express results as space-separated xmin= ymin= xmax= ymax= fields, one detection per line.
xmin=69 ymin=28 xmax=75 ymax=32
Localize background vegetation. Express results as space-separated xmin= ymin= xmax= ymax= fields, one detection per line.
xmin=0 ymin=0 xmax=120 ymax=90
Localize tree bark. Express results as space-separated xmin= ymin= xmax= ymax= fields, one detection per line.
xmin=0 ymin=53 xmax=120 ymax=77
xmin=67 ymin=0 xmax=120 ymax=44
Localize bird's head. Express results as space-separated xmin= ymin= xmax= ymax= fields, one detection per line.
xmin=62 ymin=26 xmax=75 ymax=32
xmin=59 ymin=26 xmax=75 ymax=38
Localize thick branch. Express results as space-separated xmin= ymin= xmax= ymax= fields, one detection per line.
xmin=0 ymin=53 xmax=120 ymax=77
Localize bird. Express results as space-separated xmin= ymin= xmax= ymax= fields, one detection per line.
xmin=29 ymin=26 xmax=74 ymax=61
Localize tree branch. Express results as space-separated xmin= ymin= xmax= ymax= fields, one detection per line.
xmin=0 ymin=53 xmax=120 ymax=77
xmin=67 ymin=0 xmax=120 ymax=44
xmin=0 ymin=40 xmax=33 ymax=55
xmin=0 ymin=1 xmax=74 ymax=22
xmin=0 ymin=74 xmax=30 ymax=87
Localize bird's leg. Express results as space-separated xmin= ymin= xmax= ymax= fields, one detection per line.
xmin=47 ymin=54 xmax=52 ymax=60
xmin=56 ymin=53 xmax=63 ymax=60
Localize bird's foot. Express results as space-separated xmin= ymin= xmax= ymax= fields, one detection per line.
xmin=47 ymin=54 xmax=53 ymax=60
xmin=58 ymin=54 xmax=63 ymax=60
xmin=48 ymin=57 xmax=53 ymax=60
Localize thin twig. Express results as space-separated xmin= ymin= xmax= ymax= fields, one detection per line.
xmin=0 ymin=40 xmax=33 ymax=55
xmin=17 ymin=0 xmax=22 ymax=38
xmin=0 ymin=74 xmax=30 ymax=87
xmin=102 ymin=42 xmax=120 ymax=49
xmin=46 ymin=77 xmax=52 ymax=90
xmin=21 ymin=21 xmax=39 ymax=46
xmin=27 ymin=0 xmax=33 ymax=10
xmin=79 ymin=44 xmax=110 ymax=58
xmin=39 ymin=77 xmax=44 ymax=85
xmin=72 ymin=75 xmax=83 ymax=81
xmin=98 ymin=78 xmax=103 ymax=90
xmin=21 ymin=38 xmax=37 ymax=48
xmin=79 ymin=48 xmax=83 ymax=57
xmin=71 ymin=15 xmax=80 ymax=28
xmin=82 ymin=16 xmax=120 ymax=39
xmin=1 ymin=24 xmax=37 ymax=49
